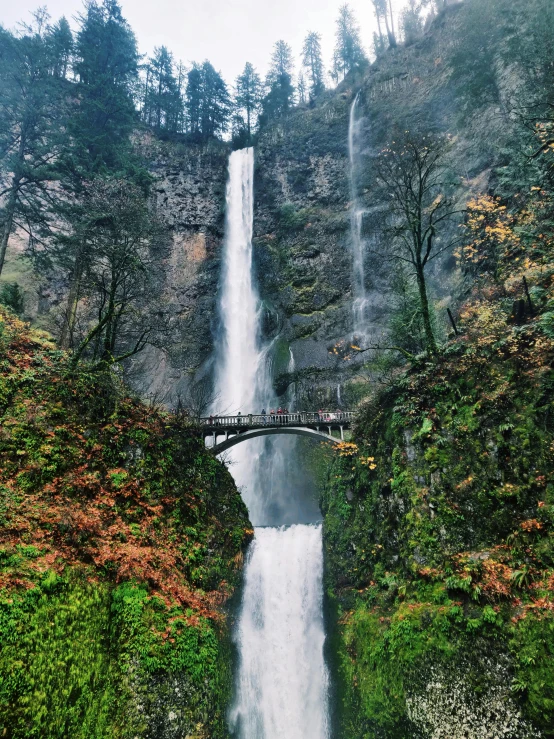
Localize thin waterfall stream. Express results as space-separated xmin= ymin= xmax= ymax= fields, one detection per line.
xmin=211 ymin=148 xmax=330 ymax=738
xmin=349 ymin=92 xmax=369 ymax=339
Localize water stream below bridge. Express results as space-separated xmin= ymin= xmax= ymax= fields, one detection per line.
xmin=211 ymin=147 xmax=330 ymax=738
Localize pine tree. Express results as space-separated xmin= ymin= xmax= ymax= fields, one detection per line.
xmin=185 ymin=61 xmax=230 ymax=141
xmin=56 ymin=0 xmax=143 ymax=346
xmin=186 ymin=64 xmax=203 ymax=136
xmin=332 ymin=5 xmax=366 ymax=82
xmin=71 ymin=0 xmax=140 ymax=173
xmin=370 ymin=0 xmax=397 ymax=50
xmin=297 ymin=72 xmax=307 ymax=104
xmin=302 ymin=32 xmax=325 ymax=99
xmin=262 ymin=40 xmax=295 ymax=120
xmin=401 ymin=0 xmax=425 ymax=44
xmin=144 ymin=46 xmax=182 ymax=131
xmin=234 ymin=62 xmax=263 ymax=138
xmin=0 ymin=19 xmax=63 ymax=276
xmin=47 ymin=17 xmax=73 ymax=79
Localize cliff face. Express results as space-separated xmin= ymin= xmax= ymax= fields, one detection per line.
xmin=131 ymin=134 xmax=229 ymax=400
xmin=248 ymin=2 xmax=520 ymax=405
xmin=142 ymin=2 xmax=510 ymax=406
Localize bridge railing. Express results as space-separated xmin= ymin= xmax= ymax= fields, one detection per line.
xmin=198 ymin=411 xmax=355 ymax=428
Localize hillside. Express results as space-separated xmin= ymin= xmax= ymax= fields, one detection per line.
xmin=0 ymin=308 xmax=252 ymax=738
xmin=321 ymin=125 xmax=554 ymax=737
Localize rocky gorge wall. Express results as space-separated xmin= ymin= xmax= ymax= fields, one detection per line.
xmin=133 ymin=2 xmax=518 ymax=410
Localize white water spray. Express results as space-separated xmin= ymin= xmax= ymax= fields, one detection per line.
xmin=212 ymin=149 xmax=330 ymax=738
xmin=229 ymin=525 xmax=329 ymax=739
xmin=212 ymin=148 xmax=261 ymax=418
xmin=349 ymin=93 xmax=369 ymax=338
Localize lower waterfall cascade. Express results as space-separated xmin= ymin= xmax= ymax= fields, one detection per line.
xmin=229 ymin=525 xmax=329 ymax=739
xmin=212 ymin=148 xmax=330 ymax=738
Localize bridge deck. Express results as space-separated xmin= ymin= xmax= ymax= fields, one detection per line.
xmin=199 ymin=411 xmax=354 ymax=431
xmin=198 ymin=412 xmax=354 ymax=453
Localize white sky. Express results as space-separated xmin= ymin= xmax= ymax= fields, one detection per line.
xmin=0 ymin=0 xmax=406 ymax=84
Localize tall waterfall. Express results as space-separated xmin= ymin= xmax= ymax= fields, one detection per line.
xmin=212 ymin=147 xmax=261 ymax=422
xmin=348 ymin=93 xmax=368 ymax=338
xmin=212 ymin=148 xmax=329 ymax=739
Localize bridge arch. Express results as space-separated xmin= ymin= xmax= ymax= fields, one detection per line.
xmin=210 ymin=426 xmax=342 ymax=455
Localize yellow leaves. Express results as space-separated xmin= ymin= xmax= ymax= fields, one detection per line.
xmin=335 ymin=443 xmax=377 ymax=470
xmin=520 ymin=519 xmax=543 ymax=533
xmin=336 ymin=442 xmax=359 ymax=457
xmin=360 ymin=456 xmax=377 ymax=470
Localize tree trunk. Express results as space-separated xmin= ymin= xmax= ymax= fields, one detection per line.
xmin=0 ymin=194 xmax=16 ymax=277
xmin=383 ymin=10 xmax=397 ymax=48
xmin=389 ymin=0 xmax=397 ymax=40
xmin=416 ymin=265 xmax=437 ymax=354
xmin=376 ymin=14 xmax=384 ymax=44
xmin=60 ymin=240 xmax=86 ymax=349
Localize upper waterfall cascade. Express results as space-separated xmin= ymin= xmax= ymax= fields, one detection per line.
xmin=349 ymin=92 xmax=369 ymax=338
xmin=212 ymin=148 xmax=330 ymax=738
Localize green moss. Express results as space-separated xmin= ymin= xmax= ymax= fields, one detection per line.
xmin=322 ymin=321 xmax=554 ymax=736
xmin=0 ymin=309 xmax=252 ymax=737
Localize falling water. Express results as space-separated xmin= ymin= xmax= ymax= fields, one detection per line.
xmin=348 ymin=93 xmax=369 ymax=338
xmin=212 ymin=148 xmax=329 ymax=739
xmin=212 ymin=147 xmax=260 ymax=420
xmin=229 ymin=525 xmax=328 ymax=739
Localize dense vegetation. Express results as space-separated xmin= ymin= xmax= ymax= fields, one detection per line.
xmin=324 ymin=295 xmax=554 ymax=734
xmin=321 ymin=0 xmax=554 ymax=734
xmin=0 ymin=308 xmax=252 ymax=737
xmin=1 ymin=0 xmax=554 ymax=735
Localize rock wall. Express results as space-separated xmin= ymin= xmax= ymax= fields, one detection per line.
xmin=130 ymin=3 xmax=518 ymax=407
xmin=128 ymin=134 xmax=230 ymax=401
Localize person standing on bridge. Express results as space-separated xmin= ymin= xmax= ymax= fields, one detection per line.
xmin=261 ymin=408 xmax=266 ymax=425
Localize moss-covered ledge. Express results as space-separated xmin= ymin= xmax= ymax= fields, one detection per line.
xmin=0 ymin=308 xmax=253 ymax=738
xmin=322 ymin=308 xmax=554 ymax=738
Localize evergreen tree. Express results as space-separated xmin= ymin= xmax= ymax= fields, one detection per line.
xmin=370 ymin=0 xmax=397 ymax=50
xmin=47 ymin=17 xmax=73 ymax=79
xmin=185 ymin=64 xmax=203 ymax=136
xmin=302 ymin=32 xmax=325 ymax=99
xmin=297 ymin=72 xmax=307 ymax=104
xmin=56 ymin=0 xmax=143 ymax=346
xmin=234 ymin=62 xmax=263 ymax=138
xmin=143 ymin=46 xmax=182 ymax=131
xmin=201 ymin=61 xmax=231 ymax=139
xmin=71 ymin=0 xmax=140 ymax=174
xmin=401 ymin=0 xmax=425 ymax=44
xmin=262 ymin=40 xmax=295 ymax=120
xmin=0 ymin=19 xmax=63 ymax=276
xmin=268 ymin=39 xmax=294 ymax=80
xmin=185 ymin=61 xmax=230 ymax=140
xmin=332 ymin=5 xmax=366 ymax=82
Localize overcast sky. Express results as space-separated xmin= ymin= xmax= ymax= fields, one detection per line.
xmin=1 ymin=0 xmax=405 ymax=84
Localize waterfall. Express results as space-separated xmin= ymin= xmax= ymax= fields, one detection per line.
xmin=212 ymin=148 xmax=261 ymax=419
xmin=212 ymin=148 xmax=329 ymax=738
xmin=348 ymin=93 xmax=368 ymax=338
xmin=229 ymin=525 xmax=329 ymax=739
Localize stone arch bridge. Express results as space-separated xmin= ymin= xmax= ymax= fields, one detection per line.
xmin=199 ymin=412 xmax=354 ymax=454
